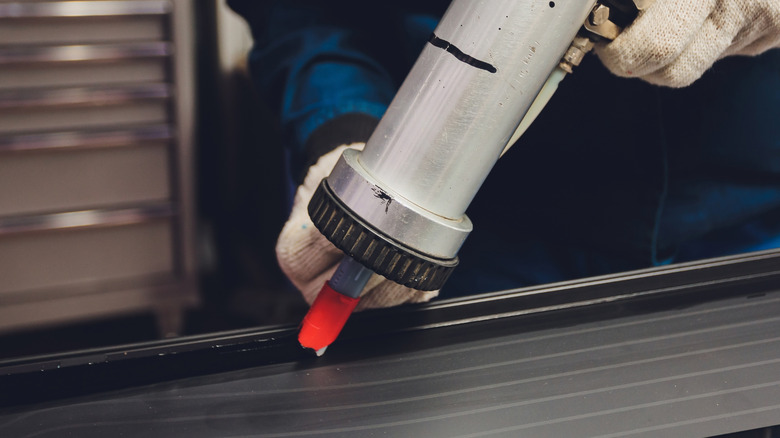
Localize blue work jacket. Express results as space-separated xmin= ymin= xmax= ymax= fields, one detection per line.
xmin=230 ymin=0 xmax=780 ymax=296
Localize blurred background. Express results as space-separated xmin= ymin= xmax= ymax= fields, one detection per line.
xmin=0 ymin=0 xmax=308 ymax=360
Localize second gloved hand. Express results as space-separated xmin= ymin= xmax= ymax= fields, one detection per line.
xmin=275 ymin=143 xmax=439 ymax=311
xmin=596 ymin=0 xmax=780 ymax=87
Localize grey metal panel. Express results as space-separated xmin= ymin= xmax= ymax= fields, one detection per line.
xmin=0 ymin=1 xmax=170 ymax=18
xmin=0 ymin=42 xmax=171 ymax=65
xmin=2 ymin=291 xmax=779 ymax=437
xmin=0 ymin=218 xmax=174 ymax=295
xmin=0 ymin=277 xmax=186 ymax=333
xmin=0 ymin=15 xmax=166 ymax=45
xmin=0 ymin=145 xmax=171 ymax=216
xmin=0 ymin=125 xmax=172 ymax=152
xmin=0 ymin=100 xmax=169 ymax=134
xmin=0 ymin=59 xmax=168 ymax=90
xmin=0 ymin=84 xmax=170 ymax=109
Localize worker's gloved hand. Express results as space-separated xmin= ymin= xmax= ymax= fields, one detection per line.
xmin=596 ymin=0 xmax=780 ymax=87
xmin=276 ymin=143 xmax=439 ymax=311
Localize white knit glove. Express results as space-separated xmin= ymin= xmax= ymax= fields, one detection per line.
xmin=596 ymin=0 xmax=780 ymax=87
xmin=275 ymin=143 xmax=439 ymax=311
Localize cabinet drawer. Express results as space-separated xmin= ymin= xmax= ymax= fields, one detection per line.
xmin=0 ymin=220 xmax=174 ymax=295
xmin=0 ymin=15 xmax=167 ymax=46
xmin=0 ymin=100 xmax=169 ymax=135
xmin=0 ymin=59 xmax=168 ymax=91
xmin=0 ymin=144 xmax=171 ymax=216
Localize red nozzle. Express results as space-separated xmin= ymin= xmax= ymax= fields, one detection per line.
xmin=298 ymin=281 xmax=361 ymax=352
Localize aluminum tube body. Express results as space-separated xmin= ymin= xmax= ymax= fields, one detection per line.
xmin=359 ymin=0 xmax=595 ymax=219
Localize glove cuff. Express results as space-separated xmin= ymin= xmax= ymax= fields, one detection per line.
xmin=296 ymin=113 xmax=379 ymax=185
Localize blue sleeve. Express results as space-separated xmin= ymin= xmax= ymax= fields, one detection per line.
xmin=249 ymin=24 xmax=393 ymax=150
xmin=231 ymin=1 xmax=445 ymax=181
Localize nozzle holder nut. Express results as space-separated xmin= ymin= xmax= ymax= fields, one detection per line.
xmin=308 ymin=179 xmax=458 ymax=291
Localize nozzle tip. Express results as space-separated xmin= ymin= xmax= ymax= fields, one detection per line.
xmin=298 ymin=281 xmax=361 ymax=352
xmin=315 ymin=346 xmax=328 ymax=357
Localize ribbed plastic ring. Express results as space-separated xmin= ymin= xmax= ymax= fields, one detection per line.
xmin=308 ymin=179 xmax=457 ymax=291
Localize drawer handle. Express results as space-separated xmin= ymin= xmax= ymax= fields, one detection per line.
xmin=0 ymin=125 xmax=173 ymax=153
xmin=0 ymin=42 xmax=171 ymax=65
xmin=0 ymin=203 xmax=174 ymax=235
xmin=0 ymin=83 xmax=171 ymax=110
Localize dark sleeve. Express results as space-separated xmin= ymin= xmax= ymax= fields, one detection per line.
xmin=229 ymin=0 xmax=446 ymax=183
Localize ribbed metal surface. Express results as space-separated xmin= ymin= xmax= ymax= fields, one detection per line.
xmin=308 ymin=180 xmax=457 ymax=291
xmin=2 ymin=289 xmax=780 ymax=436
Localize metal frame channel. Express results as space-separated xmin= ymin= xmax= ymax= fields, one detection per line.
xmin=1 ymin=248 xmax=779 ymax=407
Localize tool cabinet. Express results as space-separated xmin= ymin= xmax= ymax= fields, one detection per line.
xmin=0 ymin=0 xmax=198 ymax=335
